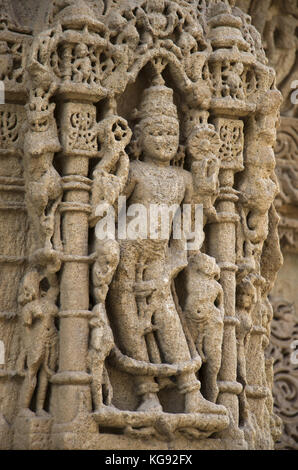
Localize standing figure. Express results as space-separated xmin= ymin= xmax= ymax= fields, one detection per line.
xmin=222 ymin=61 xmax=245 ymax=100
xmin=23 ymin=69 xmax=62 ymax=253
xmin=88 ymin=240 xmax=120 ymax=410
xmin=182 ymin=253 xmax=224 ymax=403
xmin=109 ymin=73 xmax=225 ymax=416
xmin=235 ymin=278 xmax=257 ymax=433
xmin=17 ymin=270 xmax=59 ymax=416
xmin=187 ymin=125 xmax=221 ymax=221
xmin=90 ymin=112 xmax=131 ymax=228
xmin=0 ymin=41 xmax=13 ymax=80
xmin=72 ymin=43 xmax=91 ymax=84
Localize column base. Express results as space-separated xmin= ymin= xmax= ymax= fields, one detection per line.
xmin=0 ymin=413 xmax=12 ymax=450
xmin=13 ymin=410 xmax=53 ymax=450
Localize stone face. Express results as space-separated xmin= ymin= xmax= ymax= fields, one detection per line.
xmin=0 ymin=0 xmax=282 ymax=450
xmin=236 ymin=0 xmax=298 ymax=450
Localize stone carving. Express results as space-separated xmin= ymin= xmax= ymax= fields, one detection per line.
xmin=275 ymin=118 xmax=298 ymax=208
xmin=182 ymin=253 xmax=224 ymax=404
xmin=90 ymin=107 xmax=131 ymax=226
xmin=268 ymin=298 xmax=298 ymax=450
xmin=23 ymin=73 xmax=62 ymax=255
xmin=235 ymin=278 xmax=257 ymax=439
xmin=235 ymin=0 xmax=298 ymax=450
xmin=236 ymin=0 xmax=298 ymax=117
xmin=274 ymin=117 xmax=298 ymax=252
xmin=88 ymin=240 xmax=120 ymax=411
xmin=186 ymin=123 xmax=221 ymax=220
xmin=0 ymin=0 xmax=282 ymax=450
xmin=0 ymin=106 xmax=21 ymax=150
xmin=107 ymin=76 xmax=227 ymax=438
xmin=17 ymin=270 xmax=59 ymax=416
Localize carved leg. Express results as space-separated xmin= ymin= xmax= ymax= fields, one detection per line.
xmin=44 ymin=195 xmax=62 ymax=250
xmin=36 ymin=366 xmax=49 ymax=416
xmin=153 ymin=289 xmax=224 ymax=414
xmin=237 ymin=339 xmax=250 ymax=423
xmin=102 ymin=366 xmax=113 ymax=406
xmin=20 ymin=357 xmax=42 ymax=411
xmin=109 ymin=246 xmax=161 ymax=412
xmin=200 ymin=317 xmax=223 ymax=403
xmin=90 ymin=359 xmax=104 ymax=411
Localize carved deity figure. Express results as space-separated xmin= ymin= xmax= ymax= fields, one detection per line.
xmin=0 ymin=40 xmax=13 ymax=80
xmin=73 ymin=43 xmax=91 ymax=84
xmin=109 ymin=74 xmax=224 ymax=416
xmin=222 ymin=61 xmax=245 ymax=100
xmin=90 ymin=111 xmax=131 ymax=228
xmin=135 ymin=0 xmax=181 ymax=50
xmin=88 ymin=240 xmax=120 ymax=410
xmin=238 ymin=89 xmax=282 ymax=268
xmin=235 ymin=278 xmax=257 ymax=432
xmin=187 ymin=125 xmax=221 ymax=221
xmin=88 ymin=307 xmax=114 ymax=410
xmin=17 ymin=271 xmax=59 ymax=416
xmin=182 ymin=253 xmax=224 ymax=403
xmin=107 ymin=9 xmax=139 ymax=63
xmin=23 ymin=68 xmax=62 ymax=253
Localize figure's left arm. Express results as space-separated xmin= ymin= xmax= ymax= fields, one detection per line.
xmin=182 ymin=169 xmax=194 ymax=206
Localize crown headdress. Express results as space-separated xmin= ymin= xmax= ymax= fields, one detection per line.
xmin=135 ymin=73 xmax=178 ymax=122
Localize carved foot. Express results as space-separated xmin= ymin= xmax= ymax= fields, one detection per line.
xmin=137 ymin=393 xmax=162 ymax=413
xmin=36 ymin=409 xmax=51 ymax=418
xmin=19 ymin=408 xmax=35 ymax=418
xmin=185 ymin=389 xmax=226 ymax=415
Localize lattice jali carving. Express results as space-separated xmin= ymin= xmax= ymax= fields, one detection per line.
xmin=275 ymin=118 xmax=298 ymax=208
xmin=214 ymin=118 xmax=244 ymax=170
xmin=0 ymin=106 xmax=22 ymax=151
xmin=59 ymin=103 xmax=98 ymax=156
xmin=0 ymin=1 xmax=31 ymax=101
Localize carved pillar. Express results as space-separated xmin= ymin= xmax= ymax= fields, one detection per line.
xmin=0 ymin=5 xmax=31 ymax=448
xmin=51 ymin=101 xmax=96 ymax=426
xmin=208 ymin=118 xmax=244 ymax=440
xmin=205 ymin=1 xmax=250 ymax=442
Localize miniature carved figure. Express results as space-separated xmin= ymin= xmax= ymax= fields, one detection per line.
xmin=88 ymin=307 xmax=114 ymax=410
xmin=222 ymin=61 xmax=245 ymax=100
xmin=0 ymin=41 xmax=13 ymax=80
xmin=135 ymin=0 xmax=182 ymax=50
xmin=17 ymin=271 xmax=59 ymax=415
xmin=90 ymin=112 xmax=131 ymax=227
xmin=88 ymin=240 xmax=120 ymax=410
xmin=23 ymin=68 xmax=62 ymax=253
xmin=183 ymin=253 xmax=224 ymax=403
xmin=238 ymin=89 xmax=282 ymax=267
xmin=73 ymin=43 xmax=91 ymax=84
xmin=235 ymin=278 xmax=257 ymax=430
xmin=187 ymin=125 xmax=221 ymax=220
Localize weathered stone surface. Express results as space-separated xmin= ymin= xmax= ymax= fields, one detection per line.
xmin=0 ymin=0 xmax=282 ymax=450
xmin=236 ymin=0 xmax=298 ymax=450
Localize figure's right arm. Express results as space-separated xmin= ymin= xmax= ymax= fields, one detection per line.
xmin=115 ymin=162 xmax=138 ymax=223
xmin=23 ymin=305 xmax=33 ymax=327
xmin=118 ymin=162 xmax=138 ymax=204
